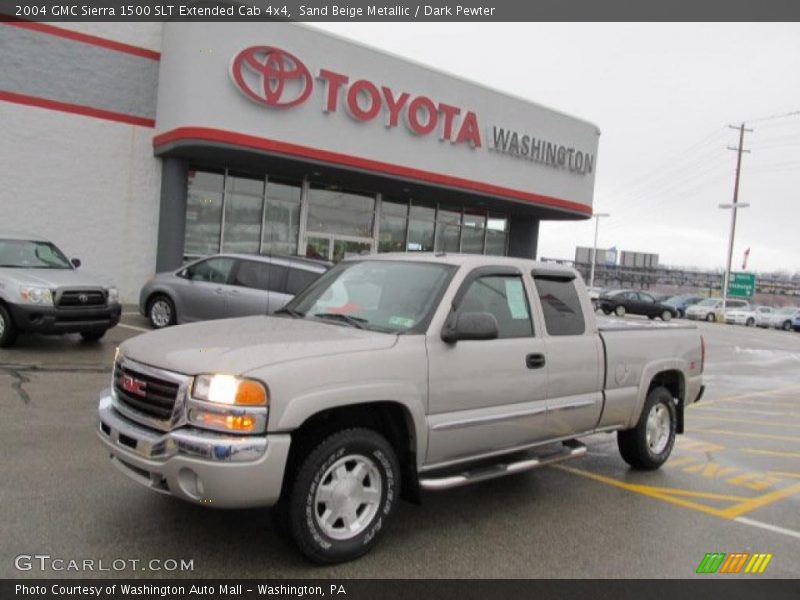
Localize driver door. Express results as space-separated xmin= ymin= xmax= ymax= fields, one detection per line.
xmin=178 ymin=257 xmax=235 ymax=322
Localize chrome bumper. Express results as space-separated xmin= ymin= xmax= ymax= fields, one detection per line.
xmin=97 ymin=392 xmax=291 ymax=508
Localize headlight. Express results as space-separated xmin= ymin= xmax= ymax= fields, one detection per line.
xmin=192 ymin=374 xmax=268 ymax=406
xmin=19 ymin=286 xmax=53 ymax=305
xmin=107 ymin=287 xmax=119 ymax=304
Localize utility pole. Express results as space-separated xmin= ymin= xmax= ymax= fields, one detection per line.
xmin=720 ymin=123 xmax=752 ymax=317
xmin=589 ymin=212 xmax=610 ymax=289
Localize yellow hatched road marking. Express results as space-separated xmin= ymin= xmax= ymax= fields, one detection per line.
xmin=768 ymin=471 xmax=800 ymax=479
xmin=719 ymin=483 xmax=800 ymax=519
xmin=696 ymin=384 xmax=800 ymax=408
xmin=741 ymin=448 xmax=800 ymax=459
xmin=687 ymin=428 xmax=800 ymax=443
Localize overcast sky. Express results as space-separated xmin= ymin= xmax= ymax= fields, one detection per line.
xmin=312 ymin=23 xmax=800 ymax=273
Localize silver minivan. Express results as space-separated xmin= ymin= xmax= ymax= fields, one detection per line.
xmin=139 ymin=254 xmax=330 ymax=328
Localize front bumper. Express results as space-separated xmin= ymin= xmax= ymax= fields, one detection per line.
xmin=9 ymin=302 xmax=121 ymax=333
xmin=97 ymin=392 xmax=291 ymax=508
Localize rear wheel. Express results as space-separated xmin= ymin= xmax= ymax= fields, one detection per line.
xmin=614 ymin=305 xmax=626 ymax=317
xmin=746 ymin=317 xmax=755 ymax=327
xmin=80 ymin=330 xmax=106 ymax=342
xmin=618 ymin=386 xmax=677 ymax=470
xmin=705 ymin=313 xmax=716 ymax=322
xmin=147 ymin=295 xmax=175 ymax=329
xmin=0 ymin=304 xmax=18 ymax=347
xmin=782 ymin=320 xmax=792 ymax=331
xmin=602 ymin=308 xmax=611 ymax=315
xmin=661 ymin=310 xmax=672 ymax=321
xmin=280 ymin=428 xmax=400 ymax=564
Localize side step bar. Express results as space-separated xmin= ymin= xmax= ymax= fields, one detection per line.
xmin=419 ymin=440 xmax=587 ymax=491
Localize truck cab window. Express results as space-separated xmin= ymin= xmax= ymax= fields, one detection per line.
xmin=534 ymin=277 xmax=586 ymax=336
xmin=457 ymin=274 xmax=533 ymax=338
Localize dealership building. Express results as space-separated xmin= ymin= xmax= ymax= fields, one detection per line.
xmin=1 ymin=19 xmax=600 ymax=301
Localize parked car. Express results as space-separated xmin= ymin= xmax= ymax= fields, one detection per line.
xmin=793 ymin=313 xmax=800 ymax=332
xmin=767 ymin=306 xmax=800 ymax=331
xmin=685 ymin=298 xmax=749 ymax=322
xmin=586 ymin=286 xmax=604 ymax=310
xmin=725 ymin=305 xmax=773 ymax=327
xmin=98 ymin=253 xmax=704 ymax=564
xmin=139 ymin=254 xmax=330 ymax=329
xmin=0 ymin=231 xmax=121 ymax=347
xmin=664 ymin=294 xmax=706 ymax=318
xmin=598 ymin=289 xmax=678 ymax=320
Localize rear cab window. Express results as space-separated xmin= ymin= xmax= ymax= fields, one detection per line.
xmin=532 ymin=272 xmax=586 ymax=336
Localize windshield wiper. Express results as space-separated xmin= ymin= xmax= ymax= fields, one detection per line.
xmin=274 ymin=308 xmax=305 ymax=318
xmin=313 ymin=313 xmax=368 ymax=329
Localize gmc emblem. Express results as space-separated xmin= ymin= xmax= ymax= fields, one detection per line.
xmin=121 ymin=374 xmax=147 ymax=397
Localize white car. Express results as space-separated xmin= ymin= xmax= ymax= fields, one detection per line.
xmin=725 ymin=306 xmax=773 ymax=327
xmin=685 ymin=298 xmax=750 ymax=322
xmin=767 ymin=306 xmax=800 ymax=331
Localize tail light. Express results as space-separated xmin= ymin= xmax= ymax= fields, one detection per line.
xmin=700 ymin=335 xmax=705 ymax=373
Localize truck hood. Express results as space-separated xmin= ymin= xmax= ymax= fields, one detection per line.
xmin=119 ymin=316 xmax=399 ymax=375
xmin=0 ymin=267 xmax=113 ymax=288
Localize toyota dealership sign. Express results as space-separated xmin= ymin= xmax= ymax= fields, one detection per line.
xmin=156 ymin=22 xmax=599 ymax=214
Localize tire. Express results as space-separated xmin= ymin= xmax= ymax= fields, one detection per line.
xmin=661 ymin=310 xmax=672 ymax=321
xmin=617 ymin=386 xmax=677 ymax=470
xmin=705 ymin=313 xmax=716 ymax=322
xmin=147 ymin=295 xmax=175 ymax=329
xmin=80 ymin=330 xmax=106 ymax=342
xmin=614 ymin=305 xmax=626 ymax=317
xmin=648 ymin=315 xmax=656 ymax=320
xmin=678 ymin=309 xmax=685 ymax=318
xmin=282 ymin=428 xmax=400 ymax=564
xmin=782 ymin=320 xmax=792 ymax=332
xmin=746 ymin=318 xmax=755 ymax=327
xmin=602 ymin=308 xmax=611 ymax=316
xmin=0 ymin=304 xmax=18 ymax=348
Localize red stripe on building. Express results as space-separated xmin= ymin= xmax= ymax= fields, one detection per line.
xmin=0 ymin=90 xmax=156 ymax=128
xmin=154 ymin=127 xmax=593 ymax=216
xmin=1 ymin=19 xmax=160 ymax=61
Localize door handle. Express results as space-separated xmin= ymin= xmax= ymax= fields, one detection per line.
xmin=526 ymin=353 xmax=546 ymax=369
xmin=214 ymin=287 xmax=224 ymax=295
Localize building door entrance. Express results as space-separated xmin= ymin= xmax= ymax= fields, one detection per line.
xmin=305 ymin=234 xmax=373 ymax=262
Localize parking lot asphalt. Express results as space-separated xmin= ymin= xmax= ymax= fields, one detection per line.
xmin=1 ymin=312 xmax=798 ymax=579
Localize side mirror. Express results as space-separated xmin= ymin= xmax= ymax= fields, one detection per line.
xmin=441 ymin=312 xmax=499 ymax=343
xmin=71 ymin=258 xmax=81 ymax=268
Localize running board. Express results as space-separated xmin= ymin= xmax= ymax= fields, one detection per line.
xmin=419 ymin=440 xmax=587 ymax=491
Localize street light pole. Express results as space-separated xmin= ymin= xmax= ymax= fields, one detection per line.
xmin=719 ymin=202 xmax=749 ymax=315
xmin=589 ymin=212 xmax=610 ymax=289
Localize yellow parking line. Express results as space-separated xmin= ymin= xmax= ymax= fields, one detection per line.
xmin=727 ymin=400 xmax=800 ymax=410
xmin=720 ymin=483 xmax=800 ymax=519
xmin=768 ymin=471 xmax=800 ymax=479
xmin=689 ymin=415 xmax=800 ymax=429
xmin=687 ymin=429 xmax=800 ymax=443
xmin=697 ymin=384 xmax=800 ymax=408
xmin=741 ymin=448 xmax=800 ymax=459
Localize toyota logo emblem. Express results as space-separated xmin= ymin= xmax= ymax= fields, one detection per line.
xmin=78 ymin=293 xmax=89 ymax=304
xmin=230 ymin=46 xmax=313 ymax=108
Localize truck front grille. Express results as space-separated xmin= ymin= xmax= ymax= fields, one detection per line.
xmin=58 ymin=290 xmax=106 ymax=307
xmin=113 ymin=362 xmax=180 ymax=422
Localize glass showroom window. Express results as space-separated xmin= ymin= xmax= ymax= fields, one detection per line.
xmin=485 ymin=215 xmax=509 ymax=255
xmin=262 ymin=179 xmax=301 ymax=256
xmin=461 ymin=211 xmax=487 ymax=254
xmin=434 ymin=205 xmax=461 ymax=253
xmin=407 ymin=203 xmax=435 ymax=252
xmin=222 ymin=173 xmax=265 ymax=254
xmin=379 ymin=199 xmax=409 ymax=252
xmin=307 ymin=186 xmax=375 ymax=238
xmin=185 ymin=169 xmax=224 ymax=257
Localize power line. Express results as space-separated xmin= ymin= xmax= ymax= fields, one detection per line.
xmin=742 ymin=109 xmax=800 ymax=124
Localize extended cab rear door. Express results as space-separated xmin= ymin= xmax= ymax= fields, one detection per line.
xmin=425 ymin=266 xmax=549 ymax=466
xmin=529 ymin=269 xmax=604 ymax=437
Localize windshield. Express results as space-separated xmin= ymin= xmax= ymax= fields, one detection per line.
xmin=696 ymin=298 xmax=719 ymax=307
xmin=282 ymin=260 xmax=456 ymax=333
xmin=0 ymin=239 xmax=72 ymax=269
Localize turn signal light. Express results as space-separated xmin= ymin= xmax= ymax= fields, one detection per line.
xmin=196 ymin=411 xmax=256 ymax=432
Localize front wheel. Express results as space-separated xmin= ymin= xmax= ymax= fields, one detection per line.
xmin=602 ymin=307 xmax=611 ymax=315
xmin=782 ymin=320 xmax=792 ymax=331
xmin=661 ymin=310 xmax=672 ymax=321
xmin=282 ymin=428 xmax=400 ymax=564
xmin=706 ymin=313 xmax=716 ymax=322
xmin=80 ymin=330 xmax=106 ymax=342
xmin=147 ymin=295 xmax=175 ymax=329
xmin=614 ymin=305 xmax=626 ymax=317
xmin=746 ymin=317 xmax=755 ymax=327
xmin=0 ymin=304 xmax=18 ymax=347
xmin=617 ymin=386 xmax=677 ymax=470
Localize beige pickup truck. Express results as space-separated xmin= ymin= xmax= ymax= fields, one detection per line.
xmin=97 ymin=254 xmax=704 ymax=563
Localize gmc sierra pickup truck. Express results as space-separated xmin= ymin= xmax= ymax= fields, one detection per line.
xmin=97 ymin=254 xmax=704 ymax=564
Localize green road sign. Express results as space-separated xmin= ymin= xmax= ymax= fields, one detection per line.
xmin=727 ymin=272 xmax=756 ymax=298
